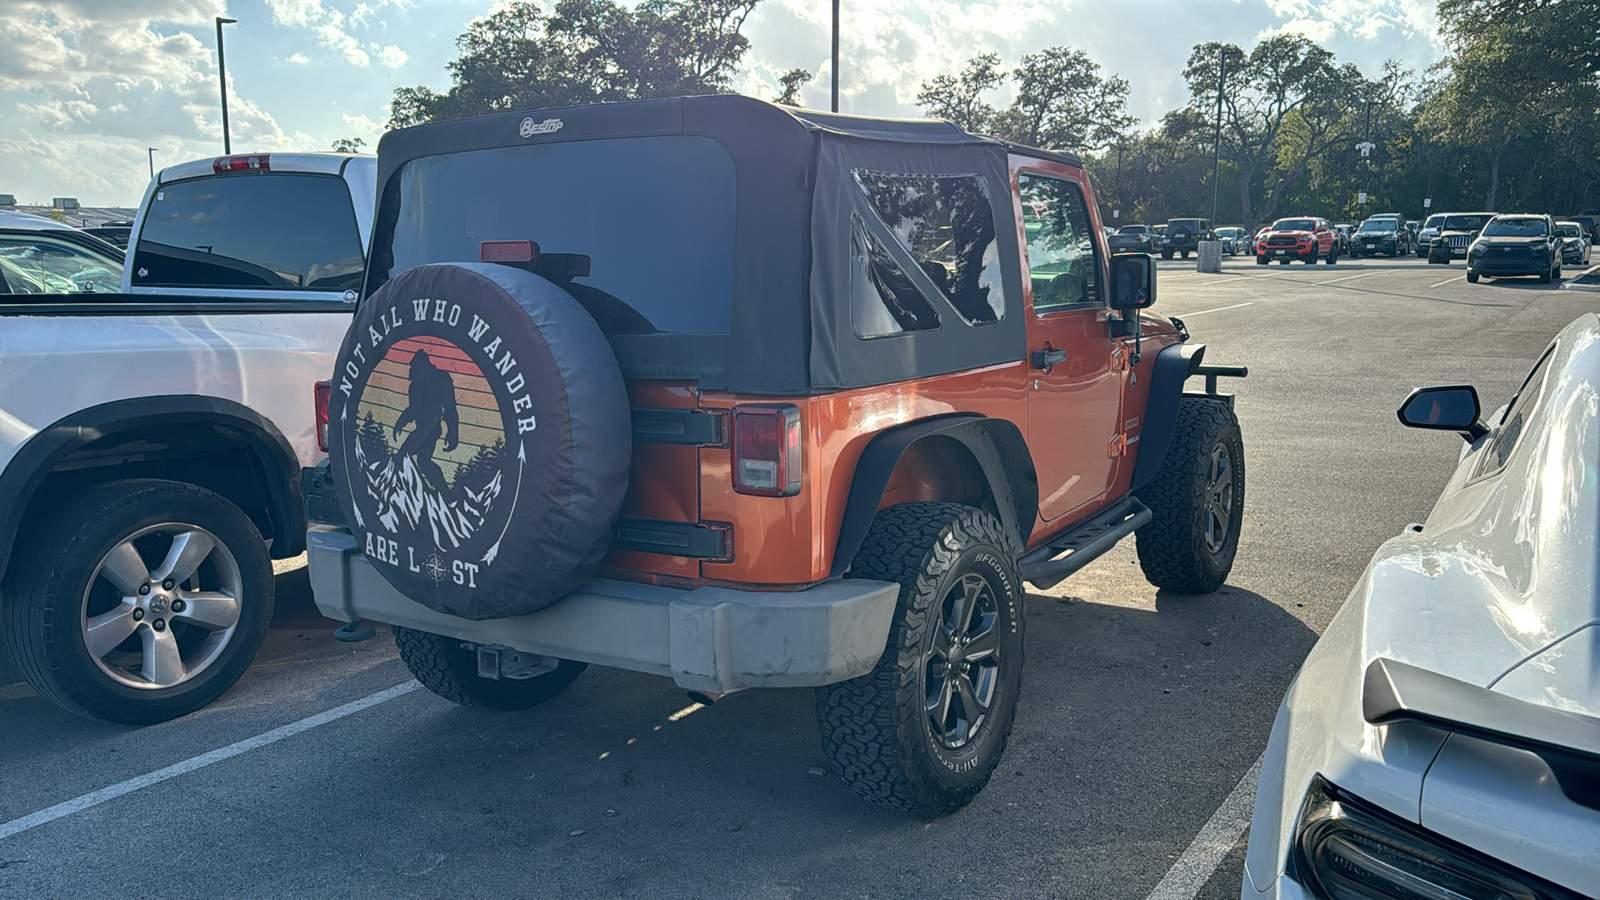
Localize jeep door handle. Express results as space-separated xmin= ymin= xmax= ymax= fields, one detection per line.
xmin=1031 ymin=348 xmax=1067 ymax=369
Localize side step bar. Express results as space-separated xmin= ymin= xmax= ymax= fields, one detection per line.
xmin=1018 ymin=496 xmax=1152 ymax=589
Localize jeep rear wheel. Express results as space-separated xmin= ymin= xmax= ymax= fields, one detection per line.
xmin=1135 ymin=399 xmax=1244 ymax=594
xmin=1 ymin=480 xmax=273 ymax=724
xmin=816 ymin=502 xmax=1024 ymax=817
xmin=394 ymin=626 xmax=586 ymax=710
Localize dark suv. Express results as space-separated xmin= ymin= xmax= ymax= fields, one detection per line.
xmin=306 ymin=96 xmax=1247 ymax=817
xmin=1466 ymin=214 xmax=1562 ymax=283
xmin=1162 ymin=218 xmax=1214 ymax=259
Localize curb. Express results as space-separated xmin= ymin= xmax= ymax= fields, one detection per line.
xmin=1559 ymin=264 xmax=1600 ymax=291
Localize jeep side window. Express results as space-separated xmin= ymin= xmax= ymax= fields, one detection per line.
xmin=1017 ymin=173 xmax=1099 ymax=312
xmin=852 ymin=170 xmax=1006 ymax=326
xmin=850 ymin=213 xmax=941 ymax=338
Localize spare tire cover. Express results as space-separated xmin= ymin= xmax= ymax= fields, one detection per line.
xmin=329 ymin=262 xmax=630 ymax=619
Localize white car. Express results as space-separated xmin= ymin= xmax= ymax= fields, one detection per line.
xmin=1243 ymin=314 xmax=1600 ymax=899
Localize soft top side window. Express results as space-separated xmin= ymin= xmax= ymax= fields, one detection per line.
xmin=1017 ymin=173 xmax=1099 ymax=313
xmin=852 ymin=170 xmax=1007 ymax=327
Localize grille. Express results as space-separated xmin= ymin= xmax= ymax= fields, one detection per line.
xmin=1265 ymin=236 xmax=1299 ymax=247
xmin=1448 ymin=235 xmax=1471 ymax=249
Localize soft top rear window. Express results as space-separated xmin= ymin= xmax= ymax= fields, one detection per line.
xmin=132 ymin=172 xmax=363 ymax=291
xmin=377 ymin=135 xmax=736 ymax=334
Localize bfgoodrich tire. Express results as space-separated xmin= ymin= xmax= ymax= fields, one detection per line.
xmin=393 ymin=626 xmax=586 ymax=710
xmin=1 ymin=480 xmax=273 ymax=724
xmin=816 ymin=503 xmax=1024 ymax=817
xmin=1134 ymin=399 xmax=1244 ymax=594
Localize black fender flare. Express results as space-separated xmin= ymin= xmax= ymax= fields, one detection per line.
xmin=0 ymin=396 xmax=303 ymax=583
xmin=831 ymin=415 xmax=1038 ymax=576
xmin=1131 ymin=342 xmax=1207 ymax=493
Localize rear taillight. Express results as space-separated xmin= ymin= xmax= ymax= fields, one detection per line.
xmin=212 ymin=154 xmax=271 ymax=173
xmin=731 ymin=405 xmax=802 ymax=497
xmin=314 ymin=381 xmax=332 ymax=452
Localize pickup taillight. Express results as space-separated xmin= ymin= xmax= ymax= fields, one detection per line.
xmin=314 ymin=381 xmax=332 ymax=452
xmin=731 ymin=404 xmax=801 ymax=497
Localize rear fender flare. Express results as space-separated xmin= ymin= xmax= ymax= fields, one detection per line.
xmin=831 ymin=415 xmax=1038 ymax=576
xmin=1131 ymin=342 xmax=1208 ymax=493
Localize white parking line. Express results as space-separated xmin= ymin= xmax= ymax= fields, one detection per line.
xmin=1142 ymin=753 xmax=1264 ymax=900
xmin=1175 ymin=302 xmax=1254 ymax=317
xmin=1191 ymin=276 xmax=1252 ymax=286
xmin=1313 ymin=272 xmax=1373 ymax=286
xmin=0 ymin=680 xmax=419 ymax=842
xmin=1429 ymin=275 xmax=1466 ymax=288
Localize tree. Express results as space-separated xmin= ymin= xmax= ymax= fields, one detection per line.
xmin=915 ymin=53 xmax=1005 ymax=134
xmin=1439 ymin=0 xmax=1600 ymax=78
xmin=389 ymin=0 xmax=762 ymax=128
xmin=330 ymin=137 xmax=366 ymax=153
xmin=1003 ymin=47 xmax=1134 ymax=151
xmin=773 ymin=68 xmax=812 ymax=106
xmin=914 ymin=48 xmax=1136 ymax=152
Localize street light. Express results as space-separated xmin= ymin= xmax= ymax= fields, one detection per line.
xmin=830 ymin=0 xmax=840 ymax=112
xmin=147 ymin=147 xmax=158 ymax=180
xmin=216 ymin=16 xmax=238 ymax=154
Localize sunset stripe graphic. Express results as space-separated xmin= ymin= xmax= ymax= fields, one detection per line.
xmin=355 ymin=335 xmax=504 ymax=486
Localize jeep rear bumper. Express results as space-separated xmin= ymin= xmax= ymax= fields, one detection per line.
xmin=307 ymin=528 xmax=899 ymax=693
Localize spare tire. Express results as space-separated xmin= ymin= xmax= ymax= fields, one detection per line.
xmin=328 ymin=262 xmax=630 ymax=619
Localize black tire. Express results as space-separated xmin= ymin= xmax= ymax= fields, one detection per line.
xmin=1162 ymin=251 xmax=1173 ymax=260
xmin=1 ymin=480 xmax=272 ymax=724
xmin=1255 ymin=256 xmax=1268 ymax=266
xmin=1181 ymin=250 xmax=1191 ymax=259
xmin=815 ymin=503 xmax=1024 ymax=817
xmin=1467 ymin=271 xmax=1480 ymax=283
xmin=394 ymin=626 xmax=586 ymax=710
xmin=1134 ymin=399 xmax=1244 ymax=594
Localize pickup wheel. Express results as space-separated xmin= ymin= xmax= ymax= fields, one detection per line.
xmin=1135 ymin=399 xmax=1244 ymax=594
xmin=1 ymin=479 xmax=272 ymax=724
xmin=815 ymin=502 xmax=1024 ymax=817
xmin=1255 ymin=256 xmax=1268 ymax=266
xmin=393 ymin=626 xmax=586 ymax=710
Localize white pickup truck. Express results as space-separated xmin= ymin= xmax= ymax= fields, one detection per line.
xmin=0 ymin=152 xmax=371 ymax=724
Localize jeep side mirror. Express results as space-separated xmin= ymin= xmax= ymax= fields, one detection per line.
xmin=1109 ymin=253 xmax=1155 ymax=310
xmin=1397 ymin=385 xmax=1488 ymax=441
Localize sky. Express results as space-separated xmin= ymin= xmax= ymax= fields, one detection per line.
xmin=0 ymin=0 xmax=1445 ymax=206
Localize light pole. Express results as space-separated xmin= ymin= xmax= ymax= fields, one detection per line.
xmin=147 ymin=147 xmax=157 ymax=180
xmin=1210 ymin=53 xmax=1225 ymax=224
xmin=830 ymin=0 xmax=840 ymax=112
xmin=216 ymin=16 xmax=238 ymax=154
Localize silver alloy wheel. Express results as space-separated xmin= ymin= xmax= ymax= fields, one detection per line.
xmin=924 ymin=572 xmax=1002 ymax=750
xmin=1203 ymin=443 xmax=1234 ymax=556
xmin=80 ymin=523 xmax=243 ymax=690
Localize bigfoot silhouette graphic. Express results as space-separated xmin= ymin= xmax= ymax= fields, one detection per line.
xmin=391 ymin=349 xmax=459 ymax=492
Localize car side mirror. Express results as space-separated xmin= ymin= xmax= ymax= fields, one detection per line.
xmin=1109 ymin=253 xmax=1155 ymax=310
xmin=1397 ymin=385 xmax=1488 ymax=441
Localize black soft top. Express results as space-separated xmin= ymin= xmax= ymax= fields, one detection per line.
xmin=368 ymin=95 xmax=1078 ymax=395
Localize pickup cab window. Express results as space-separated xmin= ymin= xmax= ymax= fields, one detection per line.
xmin=132 ymin=173 xmax=364 ymax=291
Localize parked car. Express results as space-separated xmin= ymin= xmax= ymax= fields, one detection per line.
xmin=82 ymin=221 xmax=134 ymax=248
xmin=0 ymin=211 xmax=124 ymax=293
xmin=1556 ymin=220 xmax=1592 ymax=267
xmin=1350 ymin=217 xmax=1411 ymax=257
xmin=1330 ymin=224 xmax=1352 ymax=256
xmin=1255 ymin=217 xmax=1339 ymax=266
xmin=1467 ymin=214 xmax=1562 ymax=283
xmin=1405 ymin=219 xmax=1421 ymax=246
xmin=1559 ymin=213 xmax=1600 ymax=243
xmin=304 ymin=95 xmax=1249 ymax=817
xmin=1425 ymin=211 xmax=1496 ymax=263
xmin=1163 ymin=217 xmax=1214 ymax=259
xmin=0 ymin=151 xmax=375 ymax=725
xmin=1214 ymin=226 xmax=1245 ymax=256
xmin=1109 ymin=224 xmax=1157 ymax=253
xmin=1415 ymin=213 xmax=1446 ymax=257
xmin=1243 ymin=314 xmax=1600 ymax=899
xmin=1151 ymin=223 xmax=1168 ymax=253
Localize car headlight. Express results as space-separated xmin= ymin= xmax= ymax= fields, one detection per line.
xmin=1291 ymin=777 xmax=1581 ymax=900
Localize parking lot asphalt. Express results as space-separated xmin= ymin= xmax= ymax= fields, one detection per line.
xmin=3 ymin=253 xmax=1596 ymax=900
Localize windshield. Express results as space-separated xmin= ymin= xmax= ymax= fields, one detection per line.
xmin=1357 ymin=220 xmax=1397 ymax=233
xmin=1442 ymin=215 xmax=1491 ymax=231
xmin=1216 ymin=228 xmax=1242 ymax=237
xmin=1556 ymin=223 xmax=1581 ymax=237
xmin=0 ymin=234 xmax=123 ymax=294
xmin=1423 ymin=215 xmax=1445 ymax=228
xmin=1482 ymin=218 xmax=1548 ymax=238
xmin=379 ymin=135 xmax=737 ymax=334
xmin=1271 ymin=219 xmax=1315 ymax=232
xmin=1118 ymin=225 xmax=1147 ymax=234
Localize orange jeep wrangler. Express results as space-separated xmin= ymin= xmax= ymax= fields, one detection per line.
xmin=306 ymin=96 xmax=1247 ymax=816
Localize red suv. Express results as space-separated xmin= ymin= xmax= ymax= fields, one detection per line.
xmin=306 ymin=96 xmax=1248 ymax=816
xmin=1255 ymin=217 xmax=1339 ymax=265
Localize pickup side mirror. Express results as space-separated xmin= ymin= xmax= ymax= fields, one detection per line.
xmin=1397 ymin=385 xmax=1488 ymax=441
xmin=1109 ymin=253 xmax=1156 ymax=310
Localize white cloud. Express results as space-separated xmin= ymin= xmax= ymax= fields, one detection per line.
xmin=287 ymin=52 xmax=310 ymax=64
xmin=264 ymin=0 xmax=326 ymax=29
xmin=376 ymin=44 xmax=408 ymax=68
